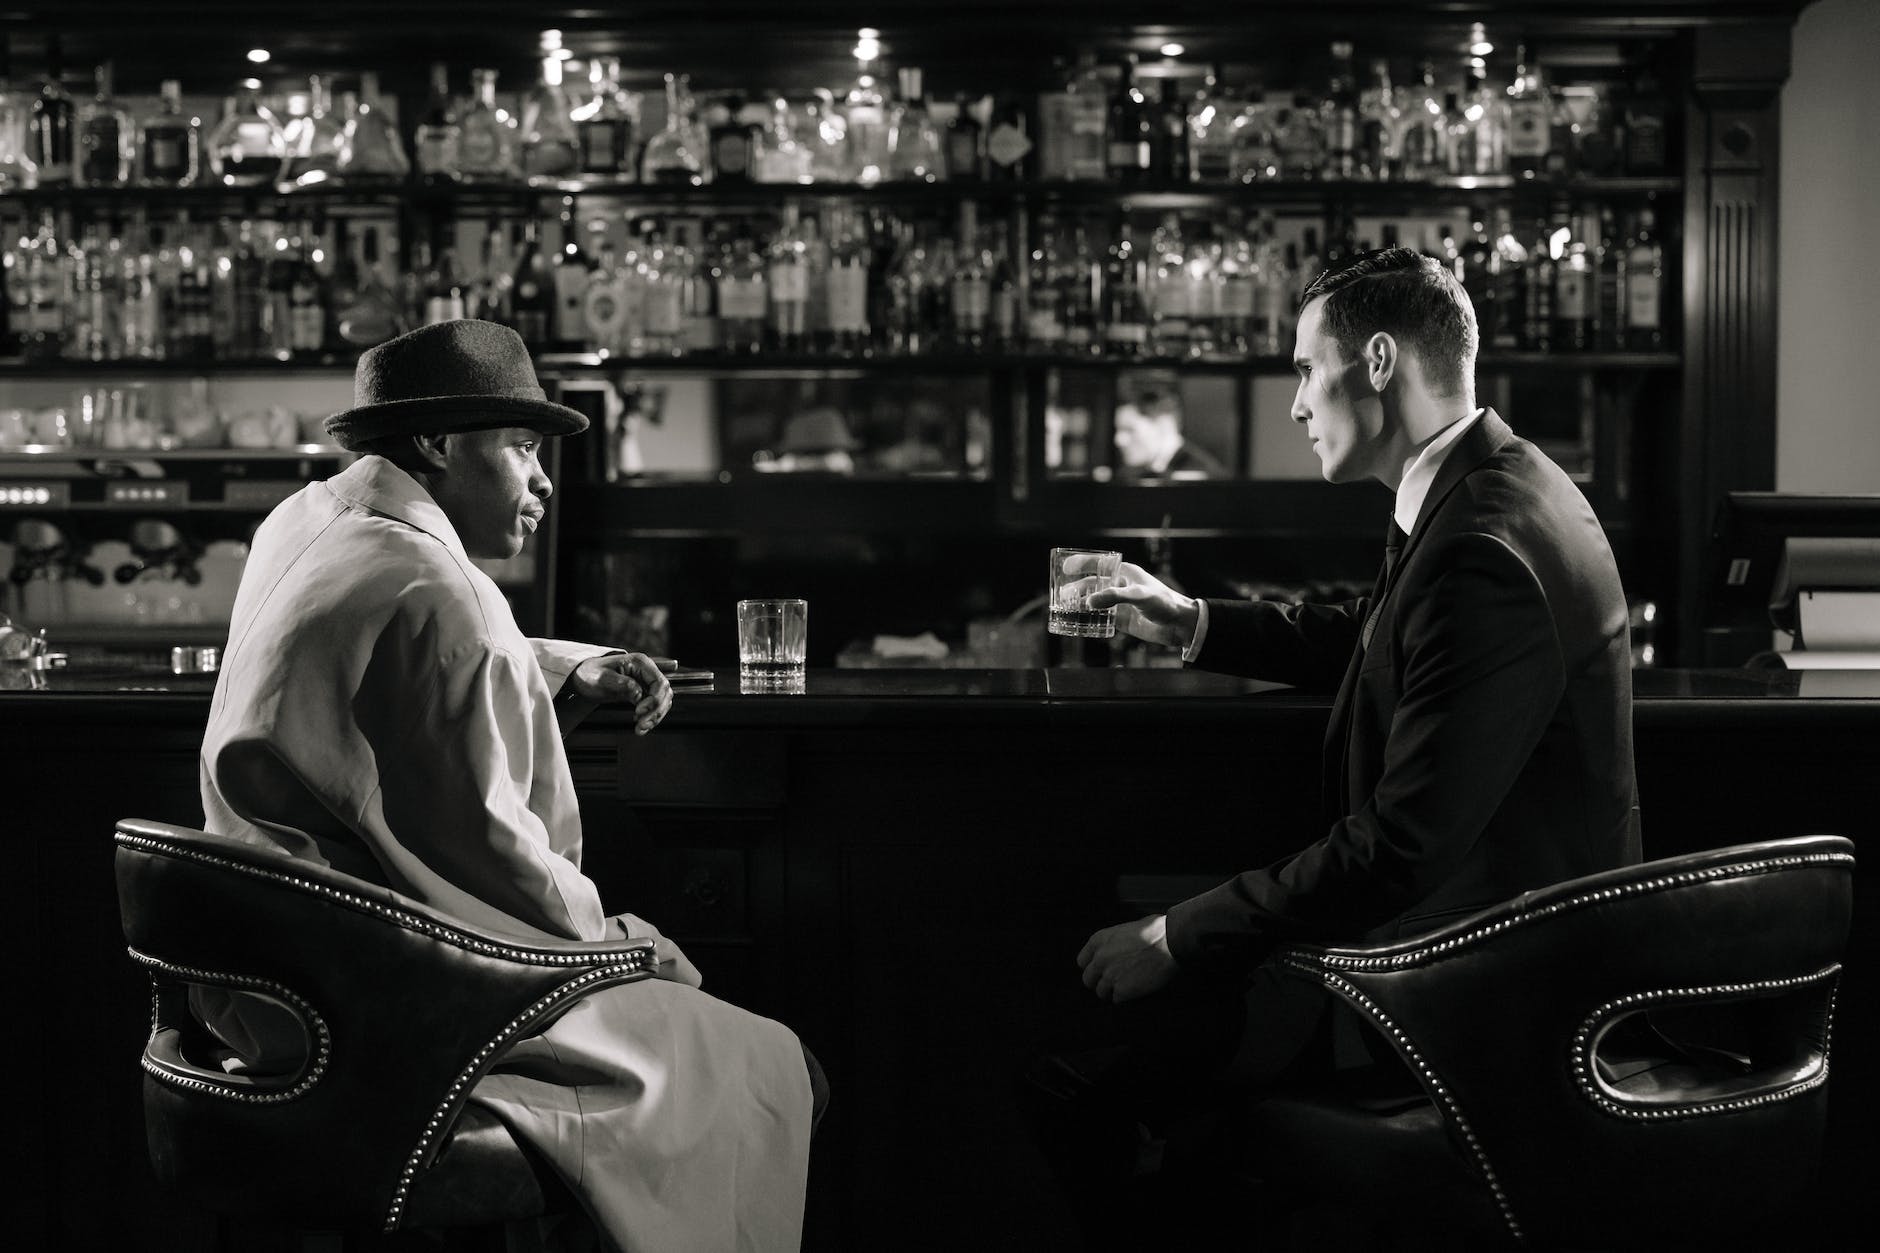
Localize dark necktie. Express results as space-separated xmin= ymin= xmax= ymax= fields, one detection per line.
xmin=1361 ymin=519 xmax=1408 ymax=650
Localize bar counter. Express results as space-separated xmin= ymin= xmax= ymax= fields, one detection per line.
xmin=9 ymin=666 xmax=1877 ymax=1249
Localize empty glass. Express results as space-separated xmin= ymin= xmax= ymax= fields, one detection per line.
xmin=1048 ymin=547 xmax=1120 ymax=638
xmin=738 ymin=598 xmax=807 ymax=692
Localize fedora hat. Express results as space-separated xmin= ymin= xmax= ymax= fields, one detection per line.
xmin=322 ymin=319 xmax=590 ymax=452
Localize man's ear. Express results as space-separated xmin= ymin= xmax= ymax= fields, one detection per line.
xmin=1365 ymin=332 xmax=1397 ymax=393
xmin=411 ymin=432 xmax=451 ymax=472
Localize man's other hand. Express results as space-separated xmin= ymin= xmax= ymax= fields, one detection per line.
xmin=572 ymin=652 xmax=673 ymax=734
xmin=1077 ymin=914 xmax=1178 ymax=1003
xmin=1079 ymin=561 xmax=1200 ymax=650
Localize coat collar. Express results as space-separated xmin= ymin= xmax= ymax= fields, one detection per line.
xmin=322 ymin=455 xmax=469 ymax=560
xmin=1402 ymin=407 xmax=1514 ymax=552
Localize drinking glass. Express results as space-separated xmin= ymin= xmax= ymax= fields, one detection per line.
xmin=738 ymin=598 xmax=808 ymax=691
xmin=1048 ymin=547 xmax=1120 ymax=638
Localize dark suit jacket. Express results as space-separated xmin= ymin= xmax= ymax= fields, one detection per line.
xmin=1167 ymin=409 xmax=1640 ymax=977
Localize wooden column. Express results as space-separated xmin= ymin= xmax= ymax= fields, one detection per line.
xmin=1678 ymin=20 xmax=1795 ymax=663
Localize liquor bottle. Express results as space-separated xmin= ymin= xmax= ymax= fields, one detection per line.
xmin=520 ymin=53 xmax=580 ymax=182
xmin=716 ymin=226 xmax=768 ymax=354
xmin=1624 ymin=207 xmax=1664 ymax=350
xmin=231 ymin=218 xmax=268 ymax=353
xmin=119 ymin=215 xmax=160 ymax=360
xmin=1252 ymin=215 xmax=1289 ymax=354
xmin=458 ymin=68 xmax=517 ymax=181
xmin=641 ymin=74 xmax=705 ymax=185
xmin=1441 ymin=91 xmax=1474 ymax=177
xmin=949 ymin=201 xmax=991 ymax=350
xmin=1025 ymin=212 xmax=1064 ymax=352
xmin=1469 ymin=68 xmax=1509 ymax=176
xmin=550 ymin=204 xmax=591 ymax=348
xmin=1488 ymin=207 xmax=1527 ymax=351
xmin=1061 ymin=221 xmax=1102 ymax=352
xmin=888 ymin=67 xmax=944 ymax=183
xmin=1506 ymin=45 xmax=1553 ymax=179
xmin=280 ymin=74 xmax=345 ymax=188
xmin=844 ymin=52 xmax=891 ymax=185
xmin=337 ymin=72 xmax=410 ymax=181
xmin=825 ymin=205 xmax=872 ymax=354
xmin=767 ymin=200 xmax=811 ymax=351
xmin=883 ymin=221 xmax=927 ymax=355
xmin=465 ymin=220 xmax=512 ymax=324
xmin=1185 ymin=71 xmax=1235 ymax=184
xmin=1034 ymin=55 xmax=1075 ymax=181
xmin=509 ymin=221 xmax=553 ymax=346
xmin=1106 ymin=57 xmax=1153 ymax=184
xmin=989 ymin=234 xmax=1018 ymax=348
xmin=1323 ymin=40 xmax=1360 ymax=179
xmin=574 ymin=55 xmax=635 ymax=178
xmin=579 ymin=240 xmax=623 ymax=354
xmin=1215 ymin=211 xmax=1256 ymax=355
xmin=289 ymin=225 xmax=328 ymax=356
xmin=77 ymin=61 xmax=131 ymax=187
xmin=1157 ymin=79 xmax=1190 ymax=183
xmin=1359 ymin=59 xmax=1399 ymax=180
xmin=414 ymin=62 xmax=461 ymax=180
xmin=1522 ymin=213 xmax=1554 ymax=351
xmin=424 ymin=244 xmax=467 ymax=326
xmin=19 ymin=211 xmax=63 ymax=359
xmin=1397 ymin=62 xmax=1442 ymax=181
xmin=710 ymin=93 xmax=758 ymax=183
xmin=0 ymin=36 xmax=39 ymax=190
xmin=28 ymin=35 xmax=75 ymax=184
xmin=259 ymin=224 xmax=294 ymax=359
xmin=1593 ymin=206 xmax=1622 ymax=351
xmin=1103 ymin=220 xmax=1148 ymax=355
xmin=138 ymin=79 xmax=200 ymax=187
xmin=1146 ymin=213 xmax=1191 ymax=356
xmin=672 ymin=220 xmax=717 ymax=354
xmin=1459 ymin=215 xmax=1496 ymax=344
xmin=1552 ymin=203 xmax=1592 ymax=351
xmin=335 ymin=225 xmax=402 ymax=347
xmin=983 ymin=94 xmax=1033 ymax=182
xmin=206 ymin=80 xmax=286 ymax=188
xmin=944 ymin=94 xmax=983 ymax=180
xmin=637 ymin=225 xmax=683 ymax=357
xmin=1622 ymin=72 xmax=1668 ymax=174
xmin=1066 ymin=52 xmax=1111 ymax=181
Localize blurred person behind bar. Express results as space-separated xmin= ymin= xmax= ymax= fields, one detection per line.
xmin=1034 ymin=249 xmax=1639 ymax=1243
xmin=197 ymin=320 xmax=822 ymax=1252
xmin=1112 ymin=381 xmax=1227 ymax=479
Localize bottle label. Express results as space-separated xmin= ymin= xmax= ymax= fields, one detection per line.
xmin=584 ymin=284 xmax=623 ymax=343
xmin=416 ymin=128 xmax=458 ymax=174
xmin=1109 ymin=141 xmax=1149 ymax=172
xmin=768 ymin=263 xmax=808 ymax=303
xmin=579 ymin=121 xmax=624 ymax=172
xmin=1069 ymin=98 xmax=1108 ymax=180
xmin=1035 ymin=93 xmax=1072 ymax=180
xmin=146 ymin=132 xmax=185 ymax=178
xmin=1220 ymin=276 xmax=1256 ymax=318
xmin=1626 ymin=271 xmax=1661 ymax=329
xmin=719 ymin=276 xmax=767 ymax=320
xmin=460 ymin=122 xmax=501 ymax=171
xmin=1508 ymin=101 xmax=1551 ymax=158
xmin=553 ymin=266 xmax=591 ymax=340
xmin=646 ymin=287 xmax=683 ymax=336
xmin=1556 ymin=267 xmax=1589 ymax=320
xmin=987 ymin=123 xmax=1032 ymax=169
xmin=1028 ymin=310 xmax=1064 ymax=342
xmin=1105 ymin=320 xmax=1147 ymax=345
xmin=714 ymin=132 xmax=751 ymax=177
xmin=952 ymin=277 xmax=991 ymax=324
xmin=827 ymin=265 xmax=868 ymax=332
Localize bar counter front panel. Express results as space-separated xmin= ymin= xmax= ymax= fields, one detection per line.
xmin=7 ymin=668 xmax=1876 ymax=1249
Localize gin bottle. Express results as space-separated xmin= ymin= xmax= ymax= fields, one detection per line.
xmin=77 ymin=61 xmax=131 ymax=187
xmin=206 ymin=80 xmax=286 ymax=188
xmin=641 ymin=74 xmax=705 ymax=185
xmin=280 ymin=74 xmax=344 ymax=188
xmin=520 ymin=53 xmax=580 ymax=182
xmin=457 ymin=68 xmax=517 ymax=181
xmin=337 ymin=72 xmax=410 ymax=181
xmin=138 ymin=80 xmax=200 ymax=187
xmin=413 ymin=62 xmax=460 ymax=180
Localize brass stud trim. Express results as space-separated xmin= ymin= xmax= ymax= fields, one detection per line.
xmin=128 ymin=947 xmax=331 ymax=1105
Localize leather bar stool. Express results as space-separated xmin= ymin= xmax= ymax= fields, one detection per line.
xmin=114 ymin=819 xmax=662 ymax=1250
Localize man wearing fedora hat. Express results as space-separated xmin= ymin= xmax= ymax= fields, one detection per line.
xmin=198 ymin=320 xmax=817 ymax=1251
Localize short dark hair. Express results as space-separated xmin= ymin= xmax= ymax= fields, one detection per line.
xmin=1124 ymin=386 xmax=1183 ymax=422
xmin=1298 ymin=247 xmax=1478 ymax=397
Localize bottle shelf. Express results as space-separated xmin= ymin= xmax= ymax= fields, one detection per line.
xmin=0 ymin=174 xmax=1683 ymax=213
xmin=0 ymin=349 xmax=1680 ymax=379
xmin=0 ymin=446 xmax=343 ymax=463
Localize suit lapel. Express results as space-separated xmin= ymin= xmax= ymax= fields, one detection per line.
xmin=1320 ymin=409 xmax=1516 ymax=818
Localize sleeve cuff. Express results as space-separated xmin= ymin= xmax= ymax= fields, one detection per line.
xmin=1181 ymin=599 xmax=1212 ymax=664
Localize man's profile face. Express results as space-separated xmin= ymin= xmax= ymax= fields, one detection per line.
xmin=425 ymin=426 xmax=552 ymax=559
xmin=1291 ymin=298 xmax=1385 ymax=485
xmin=1113 ymin=404 xmax=1176 ymax=471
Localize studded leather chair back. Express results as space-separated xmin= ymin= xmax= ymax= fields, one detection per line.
xmin=114 ymin=818 xmax=658 ymax=1234
xmin=1274 ymin=834 xmax=1854 ymax=1246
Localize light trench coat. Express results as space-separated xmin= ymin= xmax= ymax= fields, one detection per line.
xmin=198 ymin=455 xmax=810 ymax=1252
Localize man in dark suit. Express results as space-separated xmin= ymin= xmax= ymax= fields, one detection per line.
xmin=1113 ymin=385 xmax=1230 ymax=479
xmin=1038 ymin=248 xmax=1639 ymax=1241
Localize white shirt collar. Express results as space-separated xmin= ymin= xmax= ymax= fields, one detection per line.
xmin=1394 ymin=409 xmax=1485 ymax=535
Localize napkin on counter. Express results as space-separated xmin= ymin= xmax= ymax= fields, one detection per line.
xmin=871 ymin=631 xmax=950 ymax=660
